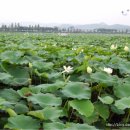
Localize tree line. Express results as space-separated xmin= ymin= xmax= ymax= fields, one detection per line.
xmin=0 ymin=23 xmax=129 ymax=34
xmin=0 ymin=23 xmax=59 ymax=33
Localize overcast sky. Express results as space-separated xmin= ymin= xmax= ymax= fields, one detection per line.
xmin=0 ymin=0 xmax=130 ymax=25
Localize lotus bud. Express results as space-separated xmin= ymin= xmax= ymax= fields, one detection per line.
xmin=103 ymin=67 xmax=113 ymax=74
xmin=124 ymin=46 xmax=129 ymax=52
xmin=87 ymin=66 xmax=92 ymax=74
xmin=29 ymin=63 xmax=32 ymax=68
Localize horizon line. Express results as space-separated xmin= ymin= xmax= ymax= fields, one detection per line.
xmin=0 ymin=22 xmax=130 ymax=26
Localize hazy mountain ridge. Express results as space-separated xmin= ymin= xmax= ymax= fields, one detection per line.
xmin=60 ymin=23 xmax=130 ymax=30
xmin=40 ymin=23 xmax=130 ymax=30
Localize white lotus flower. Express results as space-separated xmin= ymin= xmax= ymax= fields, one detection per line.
xmin=124 ymin=46 xmax=129 ymax=52
xmin=87 ymin=66 xmax=92 ymax=74
xmin=62 ymin=66 xmax=73 ymax=73
xmin=103 ymin=67 xmax=113 ymax=74
xmin=110 ymin=44 xmax=117 ymax=50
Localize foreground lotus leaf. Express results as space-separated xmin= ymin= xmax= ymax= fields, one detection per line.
xmin=91 ymin=71 xmax=117 ymax=85
xmin=69 ymin=99 xmax=94 ymax=117
xmin=32 ymin=61 xmax=54 ymax=71
xmin=5 ymin=115 xmax=40 ymax=130
xmin=114 ymin=83 xmax=130 ymax=98
xmin=44 ymin=122 xmax=97 ymax=130
xmin=0 ymin=88 xmax=20 ymax=102
xmin=62 ymin=82 xmax=91 ymax=99
xmin=0 ymin=50 xmax=24 ymax=64
xmin=0 ymin=72 xmax=12 ymax=81
xmin=98 ymin=95 xmax=114 ymax=104
xmin=115 ymin=97 xmax=130 ymax=110
xmin=1 ymin=63 xmax=30 ymax=86
xmin=27 ymin=93 xmax=62 ymax=107
xmin=14 ymin=103 xmax=29 ymax=114
xmin=94 ymin=102 xmax=109 ymax=120
xmin=118 ymin=62 xmax=130 ymax=74
xmin=28 ymin=106 xmax=64 ymax=121
xmin=6 ymin=108 xmax=17 ymax=117
xmin=17 ymin=87 xmax=32 ymax=98
xmin=30 ymin=81 xmax=65 ymax=93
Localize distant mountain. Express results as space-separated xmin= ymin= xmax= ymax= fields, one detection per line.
xmin=59 ymin=23 xmax=130 ymax=30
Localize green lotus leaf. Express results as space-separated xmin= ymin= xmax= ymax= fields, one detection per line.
xmin=0 ymin=88 xmax=20 ymax=102
xmin=44 ymin=122 xmax=65 ymax=130
xmin=10 ymin=78 xmax=30 ymax=86
xmin=109 ymin=56 xmax=122 ymax=69
xmin=17 ymin=56 xmax=29 ymax=65
xmin=91 ymin=71 xmax=117 ymax=85
xmin=24 ymin=55 xmax=44 ymax=62
xmin=62 ymin=82 xmax=91 ymax=99
xmin=30 ymin=81 xmax=65 ymax=93
xmin=32 ymin=61 xmax=54 ymax=71
xmin=1 ymin=63 xmax=30 ymax=86
xmin=114 ymin=83 xmax=130 ymax=98
xmin=5 ymin=43 xmax=18 ymax=50
xmin=34 ymin=69 xmax=48 ymax=78
xmin=28 ymin=106 xmax=64 ymax=121
xmin=28 ymin=110 xmax=44 ymax=120
xmin=83 ymin=111 xmax=99 ymax=124
xmin=44 ymin=122 xmax=97 ymax=130
xmin=14 ymin=103 xmax=29 ymax=114
xmin=43 ymin=106 xmax=64 ymax=121
xmin=98 ymin=96 xmax=114 ymax=104
xmin=5 ymin=115 xmax=40 ymax=130
xmin=27 ymin=93 xmax=62 ymax=107
xmin=0 ymin=97 xmax=6 ymax=103
xmin=19 ymin=42 xmax=36 ymax=50
xmin=69 ymin=99 xmax=94 ymax=117
xmin=2 ymin=63 xmax=29 ymax=79
xmin=0 ymin=72 xmax=12 ymax=80
xmin=48 ymin=72 xmax=62 ymax=81
xmin=111 ymin=105 xmax=125 ymax=115
xmin=94 ymin=102 xmax=109 ymax=120
xmin=0 ymin=97 xmax=15 ymax=108
xmin=64 ymin=123 xmax=98 ymax=130
xmin=115 ymin=97 xmax=130 ymax=110
xmin=118 ymin=61 xmax=130 ymax=74
xmin=0 ymin=50 xmax=24 ymax=64
xmin=17 ymin=87 xmax=32 ymax=98
xmin=123 ymin=77 xmax=130 ymax=84
xmin=6 ymin=108 xmax=17 ymax=117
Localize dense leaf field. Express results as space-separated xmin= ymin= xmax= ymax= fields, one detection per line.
xmin=0 ymin=33 xmax=130 ymax=130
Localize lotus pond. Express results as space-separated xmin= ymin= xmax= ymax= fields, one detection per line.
xmin=0 ymin=33 xmax=130 ymax=130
